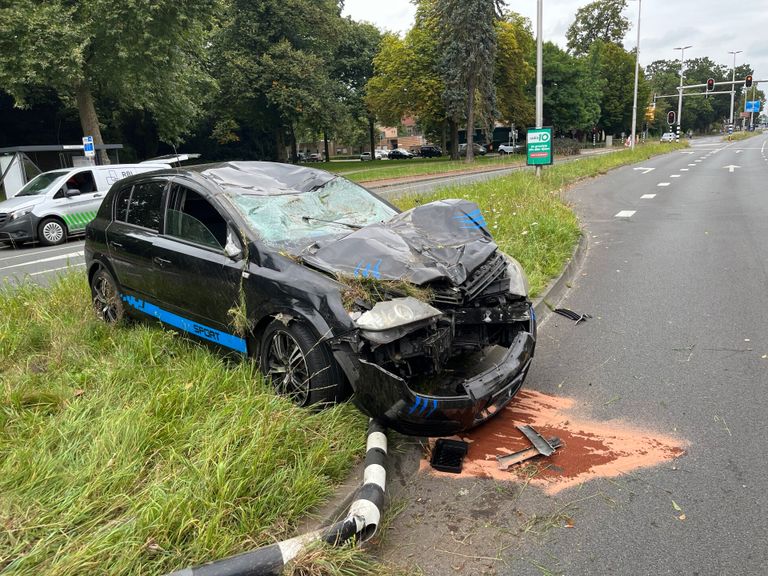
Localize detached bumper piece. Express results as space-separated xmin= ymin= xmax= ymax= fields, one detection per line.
xmin=352 ymin=331 xmax=535 ymax=437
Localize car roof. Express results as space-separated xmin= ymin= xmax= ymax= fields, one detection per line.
xmin=117 ymin=161 xmax=337 ymax=197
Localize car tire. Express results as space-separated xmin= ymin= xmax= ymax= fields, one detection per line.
xmin=38 ymin=217 xmax=67 ymax=246
xmin=90 ymin=267 xmax=125 ymax=323
xmin=259 ymin=319 xmax=344 ymax=407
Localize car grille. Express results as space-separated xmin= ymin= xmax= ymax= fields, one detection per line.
xmin=431 ymin=252 xmax=507 ymax=306
xmin=0 ymin=213 xmax=7 ymax=225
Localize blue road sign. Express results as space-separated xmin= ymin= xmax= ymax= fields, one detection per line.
xmin=82 ymin=135 xmax=95 ymax=157
xmin=745 ymin=101 xmax=761 ymax=113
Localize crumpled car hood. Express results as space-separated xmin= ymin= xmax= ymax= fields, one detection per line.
xmin=301 ymin=199 xmax=497 ymax=286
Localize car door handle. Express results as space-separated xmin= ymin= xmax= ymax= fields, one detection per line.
xmin=93 ymin=193 xmax=103 ymax=198
xmin=153 ymin=256 xmax=172 ymax=267
xmin=109 ymin=241 xmax=123 ymax=249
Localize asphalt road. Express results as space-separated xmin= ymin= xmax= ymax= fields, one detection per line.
xmin=377 ymin=133 xmax=768 ymax=575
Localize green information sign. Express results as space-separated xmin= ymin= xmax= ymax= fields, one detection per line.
xmin=526 ymin=127 xmax=553 ymax=166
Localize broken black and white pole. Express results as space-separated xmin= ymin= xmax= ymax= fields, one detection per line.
xmin=165 ymin=419 xmax=388 ymax=576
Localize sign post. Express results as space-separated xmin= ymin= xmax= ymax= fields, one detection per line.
xmin=526 ymin=127 xmax=553 ymax=167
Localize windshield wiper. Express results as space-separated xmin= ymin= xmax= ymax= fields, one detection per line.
xmin=301 ymin=216 xmax=362 ymax=230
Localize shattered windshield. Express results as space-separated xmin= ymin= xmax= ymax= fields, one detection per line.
xmin=229 ymin=176 xmax=397 ymax=246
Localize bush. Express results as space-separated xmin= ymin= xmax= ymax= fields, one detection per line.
xmin=553 ymin=138 xmax=581 ymax=156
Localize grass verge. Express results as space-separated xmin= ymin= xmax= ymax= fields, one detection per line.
xmin=395 ymin=142 xmax=688 ymax=297
xmin=0 ymin=273 xmax=366 ymax=575
xmin=723 ymin=130 xmax=762 ymax=142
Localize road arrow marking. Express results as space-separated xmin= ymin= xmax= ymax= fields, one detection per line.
xmin=724 ymin=165 xmax=741 ymax=173
xmin=633 ymin=167 xmax=656 ymax=174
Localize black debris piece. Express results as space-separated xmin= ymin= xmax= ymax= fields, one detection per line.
xmin=554 ymin=307 xmax=592 ymax=324
xmin=431 ymin=439 xmax=470 ymax=474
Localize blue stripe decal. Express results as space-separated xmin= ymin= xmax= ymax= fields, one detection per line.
xmin=408 ymin=397 xmax=423 ymax=415
xmin=454 ymin=209 xmax=487 ymax=230
xmin=425 ymin=399 xmax=438 ymax=417
xmin=121 ymin=295 xmax=248 ymax=354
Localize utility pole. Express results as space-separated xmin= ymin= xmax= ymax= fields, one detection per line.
xmin=728 ymin=50 xmax=742 ymax=129
xmin=630 ymin=0 xmax=642 ymax=151
xmin=673 ymin=45 xmax=691 ymax=142
xmin=535 ymin=0 xmax=543 ymax=178
xmin=749 ymin=81 xmax=756 ymax=129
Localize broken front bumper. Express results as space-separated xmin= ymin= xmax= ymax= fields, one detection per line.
xmin=347 ymin=330 xmax=535 ymax=437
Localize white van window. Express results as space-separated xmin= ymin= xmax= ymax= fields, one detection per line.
xmin=15 ymin=170 xmax=68 ymax=197
xmin=54 ymin=171 xmax=96 ymax=198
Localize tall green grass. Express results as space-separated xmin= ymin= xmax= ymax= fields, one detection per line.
xmin=0 ymin=274 xmax=366 ymax=575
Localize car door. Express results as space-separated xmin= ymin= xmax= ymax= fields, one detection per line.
xmin=150 ymin=182 xmax=246 ymax=352
xmin=48 ymin=169 xmax=103 ymax=233
xmin=105 ymin=178 xmax=167 ymax=299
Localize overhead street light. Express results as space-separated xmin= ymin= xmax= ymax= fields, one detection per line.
xmin=728 ymin=50 xmax=743 ymax=127
xmin=673 ymin=45 xmax=692 ymax=142
xmin=629 ymin=0 xmax=642 ymax=150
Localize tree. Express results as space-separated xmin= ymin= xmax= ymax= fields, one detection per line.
xmin=495 ymin=13 xmax=535 ymax=132
xmin=542 ymin=42 xmax=602 ymax=134
xmin=437 ymin=0 xmax=504 ymax=161
xmin=0 ymin=0 xmax=216 ymax=157
xmin=565 ymin=0 xmax=629 ymax=56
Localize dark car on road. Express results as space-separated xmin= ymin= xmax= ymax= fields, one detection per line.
xmin=387 ymin=148 xmax=414 ymax=160
xmin=419 ymin=145 xmax=442 ymax=158
xmin=84 ymin=162 xmax=536 ymax=436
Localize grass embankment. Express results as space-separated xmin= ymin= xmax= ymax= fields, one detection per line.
xmin=0 ymin=140 xmax=684 ymax=575
xmin=0 ymin=274 xmax=367 ymax=575
xmin=396 ymin=141 xmax=688 ymax=297
xmin=723 ymin=130 xmax=762 ymax=142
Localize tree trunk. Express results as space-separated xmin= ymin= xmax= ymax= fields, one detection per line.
xmin=466 ymin=77 xmax=476 ymax=163
xmin=74 ymin=80 xmax=109 ymax=165
xmin=289 ymin=125 xmax=298 ymax=163
xmin=324 ymin=131 xmax=330 ymax=162
xmin=441 ymin=120 xmax=447 ymax=153
xmin=368 ymin=116 xmax=376 ymax=161
xmin=449 ymin=118 xmax=459 ymax=160
xmin=275 ymin=127 xmax=287 ymax=162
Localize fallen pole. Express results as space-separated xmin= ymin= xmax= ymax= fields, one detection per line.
xmin=165 ymin=419 xmax=388 ymax=576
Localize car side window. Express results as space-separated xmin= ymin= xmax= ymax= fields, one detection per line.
xmin=54 ymin=171 xmax=97 ymax=199
xmin=165 ymin=185 xmax=227 ymax=250
xmin=125 ymin=181 xmax=165 ymax=231
xmin=114 ymin=186 xmax=133 ymax=221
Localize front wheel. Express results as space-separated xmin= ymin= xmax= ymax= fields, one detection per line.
xmin=38 ymin=218 xmax=67 ymax=246
xmin=90 ymin=267 xmax=125 ymax=323
xmin=259 ymin=319 xmax=344 ymax=407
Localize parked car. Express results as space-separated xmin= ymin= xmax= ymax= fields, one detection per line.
xmin=497 ymin=143 xmax=524 ymax=155
xmin=84 ymin=162 xmax=536 ymax=436
xmin=660 ymin=132 xmax=676 ymax=142
xmin=419 ymin=145 xmax=442 ymax=158
xmin=308 ymin=153 xmax=323 ymax=162
xmin=0 ymin=163 xmax=170 ymax=246
xmin=459 ymin=143 xmax=487 ymax=156
xmin=375 ymin=149 xmax=390 ymax=159
xmin=360 ymin=151 xmax=386 ymax=161
xmin=388 ymin=148 xmax=414 ymax=160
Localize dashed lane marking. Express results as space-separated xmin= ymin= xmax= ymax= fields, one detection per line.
xmin=641 ymin=194 xmax=656 ymax=199
xmin=615 ymin=211 xmax=636 ymax=218
xmin=658 ymin=182 xmax=671 ymax=187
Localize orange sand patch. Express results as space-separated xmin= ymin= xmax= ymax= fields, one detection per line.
xmin=421 ymin=390 xmax=687 ymax=494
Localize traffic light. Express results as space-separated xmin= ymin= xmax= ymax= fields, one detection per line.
xmin=706 ymin=78 xmax=715 ymax=91
xmin=746 ymin=75 xmax=753 ymax=88
xmin=667 ymin=110 xmax=676 ymax=125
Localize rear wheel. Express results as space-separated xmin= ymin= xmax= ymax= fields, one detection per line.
xmin=38 ymin=218 xmax=67 ymax=246
xmin=90 ymin=268 xmax=124 ymax=323
xmin=259 ymin=320 xmax=344 ymax=406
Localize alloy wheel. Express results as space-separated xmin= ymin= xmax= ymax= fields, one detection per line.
xmin=265 ymin=330 xmax=310 ymax=405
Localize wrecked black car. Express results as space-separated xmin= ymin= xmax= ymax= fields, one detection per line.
xmin=84 ymin=162 xmax=536 ymax=436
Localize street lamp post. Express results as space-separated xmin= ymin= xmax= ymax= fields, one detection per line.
xmin=535 ymin=0 xmax=543 ymax=177
xmin=673 ymin=45 xmax=692 ymax=142
xmin=728 ymin=50 xmax=742 ymax=128
xmin=630 ymin=0 xmax=642 ymax=151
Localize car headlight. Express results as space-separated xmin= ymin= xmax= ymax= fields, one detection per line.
xmin=9 ymin=208 xmax=32 ymax=220
xmin=502 ymin=253 xmax=530 ymax=297
xmin=356 ymin=297 xmax=442 ymax=331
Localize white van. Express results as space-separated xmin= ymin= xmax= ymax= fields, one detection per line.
xmin=0 ymin=163 xmax=169 ymax=246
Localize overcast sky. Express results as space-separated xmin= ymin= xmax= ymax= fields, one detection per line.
xmin=342 ymin=1 xmax=768 ymax=83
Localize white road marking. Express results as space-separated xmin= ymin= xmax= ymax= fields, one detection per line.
xmin=724 ymin=165 xmax=741 ymax=173
xmin=658 ymin=182 xmax=671 ymax=187
xmin=736 ymin=150 xmax=742 ymax=154
xmin=0 ymin=245 xmax=80 ymax=263
xmin=0 ymin=251 xmax=84 ymax=271
xmin=680 ymin=168 xmax=690 ymax=171
xmin=688 ymin=164 xmax=696 ymax=166
xmin=641 ymin=194 xmax=656 ymax=199
xmin=670 ymin=175 xmax=681 ymax=178
xmin=633 ymin=167 xmax=656 ymax=174
xmin=761 ymin=141 xmax=766 ymax=154
xmin=29 ymin=263 xmax=86 ymax=276
xmin=695 ymin=160 xmax=702 ymax=163
xmin=615 ymin=211 xmax=636 ymax=218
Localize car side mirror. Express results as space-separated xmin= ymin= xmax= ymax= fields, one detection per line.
xmin=65 ymin=188 xmax=81 ymax=197
xmin=224 ymin=229 xmax=243 ymax=260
